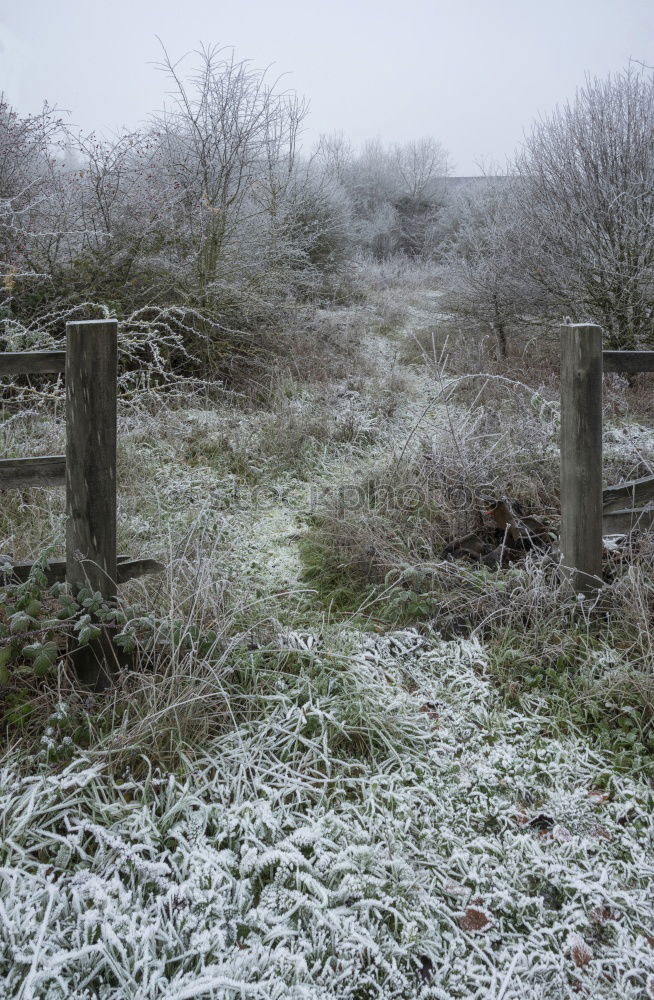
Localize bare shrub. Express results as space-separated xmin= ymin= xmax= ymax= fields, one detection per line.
xmin=0 ymin=97 xmax=67 ymax=293
xmin=514 ymin=65 xmax=654 ymax=348
xmin=442 ymin=177 xmax=540 ymax=359
xmin=332 ymin=137 xmax=450 ymax=261
xmin=301 ymin=374 xmax=562 ymax=621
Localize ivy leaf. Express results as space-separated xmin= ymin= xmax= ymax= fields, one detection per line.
xmin=40 ymin=618 xmax=64 ymax=630
xmin=74 ymin=614 xmax=91 ymax=632
xmin=98 ymin=607 xmax=125 ymax=625
xmin=73 ymin=614 xmax=102 ymax=645
xmin=33 ymin=644 xmax=59 ymax=676
xmin=57 ymin=603 xmax=79 ymax=620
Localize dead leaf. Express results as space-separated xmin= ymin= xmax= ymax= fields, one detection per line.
xmin=459 ymin=905 xmax=492 ymax=932
xmin=568 ymin=932 xmax=593 ymax=968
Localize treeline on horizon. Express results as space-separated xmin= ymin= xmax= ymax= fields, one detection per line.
xmin=1 ymin=46 xmax=653 ymax=371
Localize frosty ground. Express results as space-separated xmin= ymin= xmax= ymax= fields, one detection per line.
xmin=1 ymin=279 xmax=654 ymax=998
xmin=3 ymin=628 xmax=654 ymax=999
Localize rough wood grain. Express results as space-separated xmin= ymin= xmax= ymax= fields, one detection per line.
xmin=1 ymin=556 xmax=164 ymax=587
xmin=0 ymin=351 xmax=66 ymax=376
xmin=602 ymin=474 xmax=654 ymax=514
xmin=603 ymin=351 xmax=654 ymax=374
xmin=603 ymin=508 xmax=654 ymax=535
xmin=65 ymin=319 xmax=118 ymax=688
xmin=0 ymin=456 xmax=66 ymax=489
xmin=115 ymin=558 xmax=164 ymax=583
xmin=560 ymin=324 xmax=603 ymax=594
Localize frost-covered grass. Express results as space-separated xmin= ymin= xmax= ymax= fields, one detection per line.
xmin=2 ymin=629 xmax=654 ymax=998
xmin=3 ymin=281 xmax=654 ymax=998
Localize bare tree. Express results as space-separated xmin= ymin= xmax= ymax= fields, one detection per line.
xmin=341 ymin=137 xmax=449 ymax=259
xmin=66 ymin=130 xmax=177 ymax=302
xmin=149 ymin=44 xmax=308 ymax=303
xmin=0 ymin=97 xmax=65 ymax=301
xmin=443 ymin=177 xmax=534 ymax=358
xmin=316 ymin=131 xmax=353 ymax=185
xmin=392 ymin=137 xmax=448 ymax=200
xmin=514 ymin=65 xmax=654 ymax=348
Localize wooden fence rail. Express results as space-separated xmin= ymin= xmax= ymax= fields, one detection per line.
xmin=0 ymin=351 xmax=66 ymax=376
xmin=603 ymin=351 xmax=654 ymax=374
xmin=0 ymin=456 xmax=66 ymax=489
xmin=1 ymin=556 xmax=164 ymax=587
xmin=1 ymin=320 xmax=162 ymax=687
xmin=560 ymin=325 xmax=654 ymax=594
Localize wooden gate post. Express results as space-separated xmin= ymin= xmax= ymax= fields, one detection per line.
xmin=65 ymin=319 xmax=118 ymax=687
xmin=560 ymin=323 xmax=603 ymax=596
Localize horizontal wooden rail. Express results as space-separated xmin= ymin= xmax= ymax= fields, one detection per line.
xmin=0 ymin=351 xmax=66 ymax=376
xmin=1 ymin=556 xmax=164 ymax=587
xmin=0 ymin=455 xmax=66 ymax=489
xmin=115 ymin=558 xmax=165 ymax=584
xmin=603 ymin=351 xmax=654 ymax=374
xmin=603 ymin=473 xmax=654 ymax=515
xmin=603 ymin=507 xmax=654 ymax=535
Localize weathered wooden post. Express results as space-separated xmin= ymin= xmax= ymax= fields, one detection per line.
xmin=65 ymin=319 xmax=118 ymax=687
xmin=560 ymin=323 xmax=603 ymax=596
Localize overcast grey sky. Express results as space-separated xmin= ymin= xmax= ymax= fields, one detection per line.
xmin=0 ymin=0 xmax=651 ymax=174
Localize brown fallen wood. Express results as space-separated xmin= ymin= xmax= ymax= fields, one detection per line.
xmin=487 ymin=499 xmax=552 ymax=546
xmin=0 ymin=557 xmax=164 ymax=587
xmin=443 ymin=532 xmax=494 ymax=562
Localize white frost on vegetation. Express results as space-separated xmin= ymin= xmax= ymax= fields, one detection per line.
xmin=1 ymin=629 xmax=653 ymax=998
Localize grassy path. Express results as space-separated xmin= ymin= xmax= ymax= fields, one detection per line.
xmin=2 ymin=289 xmax=654 ymax=998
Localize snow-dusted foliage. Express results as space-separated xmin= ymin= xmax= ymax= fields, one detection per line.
xmin=318 ymin=135 xmax=450 ymax=261
xmin=1 ymin=629 xmax=653 ymax=998
xmin=513 ymin=66 xmax=654 ymax=348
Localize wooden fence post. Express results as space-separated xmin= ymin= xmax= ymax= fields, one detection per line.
xmin=560 ymin=323 xmax=603 ymax=595
xmin=65 ymin=319 xmax=118 ymax=687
